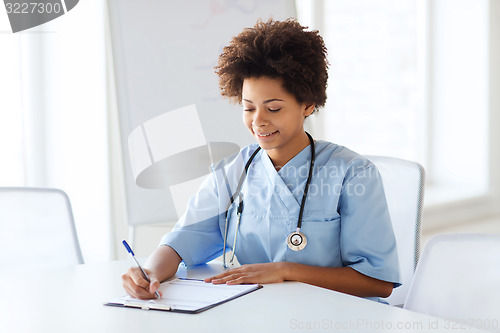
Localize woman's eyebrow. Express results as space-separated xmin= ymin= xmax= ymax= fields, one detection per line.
xmin=243 ymin=98 xmax=285 ymax=104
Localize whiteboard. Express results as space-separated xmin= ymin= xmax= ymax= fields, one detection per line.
xmin=107 ymin=0 xmax=296 ymax=226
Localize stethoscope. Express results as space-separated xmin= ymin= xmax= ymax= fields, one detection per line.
xmin=222 ymin=132 xmax=316 ymax=269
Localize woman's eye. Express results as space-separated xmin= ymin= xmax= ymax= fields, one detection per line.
xmin=268 ymin=108 xmax=281 ymax=112
xmin=244 ymin=108 xmax=255 ymax=112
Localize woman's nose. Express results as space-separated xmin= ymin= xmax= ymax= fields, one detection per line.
xmin=252 ymin=108 xmax=268 ymax=127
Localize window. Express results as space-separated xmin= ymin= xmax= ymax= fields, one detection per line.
xmin=297 ymin=0 xmax=499 ymax=228
xmin=0 ymin=12 xmax=25 ymax=185
xmin=0 ymin=2 xmax=112 ymax=262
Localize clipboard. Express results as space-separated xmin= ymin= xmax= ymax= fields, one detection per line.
xmin=104 ymin=278 xmax=262 ymax=314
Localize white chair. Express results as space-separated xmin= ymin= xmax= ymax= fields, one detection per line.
xmin=404 ymin=233 xmax=500 ymax=331
xmin=0 ymin=187 xmax=84 ymax=272
xmin=366 ymin=156 xmax=425 ymax=306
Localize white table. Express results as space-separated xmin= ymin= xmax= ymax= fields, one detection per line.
xmin=0 ymin=260 xmax=487 ymax=333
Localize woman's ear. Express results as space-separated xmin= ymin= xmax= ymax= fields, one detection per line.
xmin=303 ymin=103 xmax=316 ymax=117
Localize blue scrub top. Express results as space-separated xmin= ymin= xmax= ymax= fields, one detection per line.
xmin=161 ymin=140 xmax=401 ymax=290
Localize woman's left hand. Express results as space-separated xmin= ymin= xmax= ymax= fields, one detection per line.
xmin=204 ymin=262 xmax=289 ymax=285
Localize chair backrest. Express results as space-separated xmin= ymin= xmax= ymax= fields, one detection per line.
xmin=0 ymin=187 xmax=84 ymax=272
xmin=404 ymin=233 xmax=500 ymax=330
xmin=366 ymin=156 xmax=425 ymax=306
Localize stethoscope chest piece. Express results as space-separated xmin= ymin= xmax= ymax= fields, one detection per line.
xmin=287 ymin=230 xmax=307 ymax=251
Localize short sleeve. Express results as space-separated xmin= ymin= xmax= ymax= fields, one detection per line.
xmin=339 ymin=164 xmax=401 ymax=287
xmin=160 ymin=172 xmax=224 ymax=267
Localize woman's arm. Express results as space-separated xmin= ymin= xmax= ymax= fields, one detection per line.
xmin=122 ymin=245 xmax=182 ymax=299
xmin=121 ymin=161 xmax=227 ymax=299
xmin=205 ymin=262 xmax=393 ymax=298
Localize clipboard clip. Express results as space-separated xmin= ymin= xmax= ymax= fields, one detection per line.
xmin=123 ymin=301 xmax=173 ymax=311
xmin=123 ymin=301 xmax=156 ymax=311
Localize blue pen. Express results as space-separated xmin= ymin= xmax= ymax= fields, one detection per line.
xmin=122 ymin=240 xmax=161 ymax=299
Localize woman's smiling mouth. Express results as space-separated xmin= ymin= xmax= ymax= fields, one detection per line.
xmin=255 ymin=130 xmax=279 ymax=138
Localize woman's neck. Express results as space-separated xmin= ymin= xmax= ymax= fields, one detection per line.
xmin=267 ymin=132 xmax=311 ymax=170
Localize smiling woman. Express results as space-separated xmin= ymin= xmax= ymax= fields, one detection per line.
xmin=241 ymin=76 xmax=315 ymax=169
xmin=216 ymin=19 xmax=328 ymax=113
xmin=122 ymin=18 xmax=400 ymax=303
xmin=216 ymin=19 xmax=327 ymax=168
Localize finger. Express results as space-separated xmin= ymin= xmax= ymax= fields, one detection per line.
xmin=209 ymin=274 xmax=231 ymax=284
xmin=211 ymin=273 xmax=244 ymax=284
xmin=204 ymin=275 xmax=228 ymax=283
xmin=126 ymin=284 xmax=156 ymax=300
xmin=204 ymin=270 xmax=234 ymax=283
xmin=126 ymin=267 xmax=150 ymax=289
xmin=149 ymin=278 xmax=160 ymax=294
xmin=226 ymin=275 xmax=249 ymax=285
xmin=122 ymin=274 xmax=156 ymax=299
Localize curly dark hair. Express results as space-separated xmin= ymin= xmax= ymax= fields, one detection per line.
xmin=215 ymin=18 xmax=329 ymax=113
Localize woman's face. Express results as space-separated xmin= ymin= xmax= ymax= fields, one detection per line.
xmin=242 ymin=76 xmax=314 ymax=166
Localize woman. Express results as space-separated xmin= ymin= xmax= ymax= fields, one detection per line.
xmin=122 ymin=19 xmax=400 ymax=302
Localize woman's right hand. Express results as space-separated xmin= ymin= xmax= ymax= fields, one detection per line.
xmin=121 ymin=245 xmax=182 ymax=299
xmin=121 ymin=266 xmax=162 ymax=299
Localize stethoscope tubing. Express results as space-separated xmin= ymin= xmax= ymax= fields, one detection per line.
xmin=223 ymin=132 xmax=315 ymax=268
xmin=297 ymin=133 xmax=315 ymax=230
xmin=223 ymin=147 xmax=261 ymax=268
